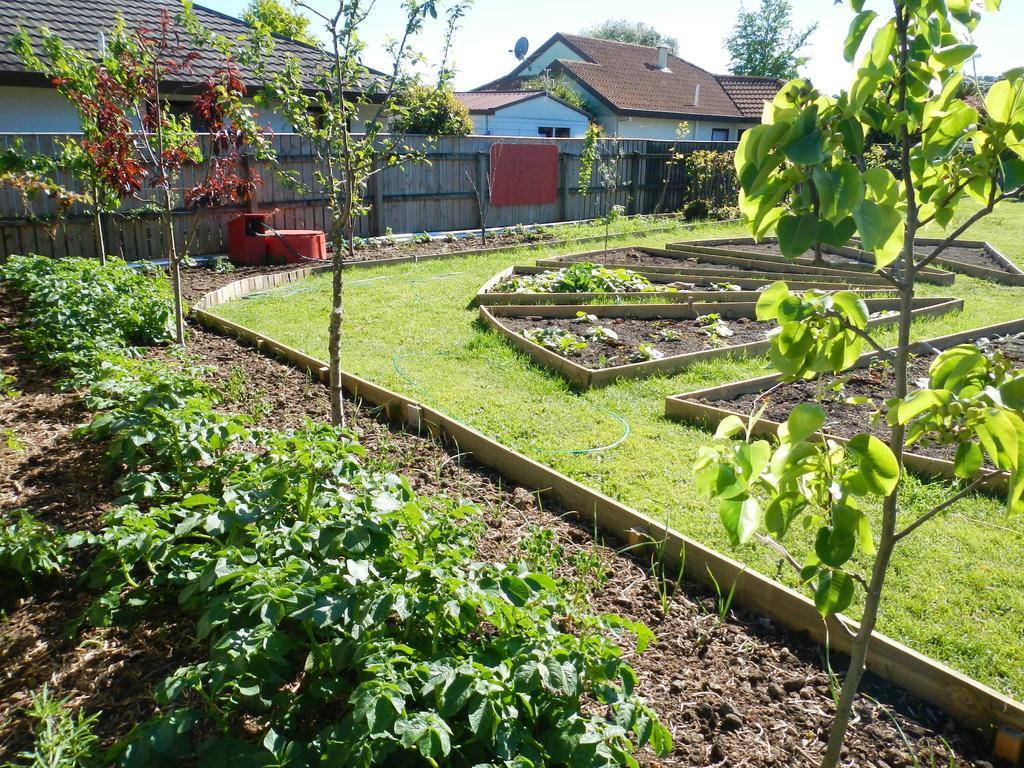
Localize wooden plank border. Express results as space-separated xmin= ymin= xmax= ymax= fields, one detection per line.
xmin=537 ymin=245 xmax=894 ymax=285
xmin=664 ymin=236 xmax=956 ymax=286
xmin=481 ymin=297 xmax=964 ymax=389
xmin=475 ymin=265 xmax=898 ymax=307
xmin=191 ymin=271 xmax=1024 ymax=741
xmin=664 ymin=318 xmax=1024 ymax=495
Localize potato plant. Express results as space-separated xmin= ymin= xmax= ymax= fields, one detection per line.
xmin=692 ymin=1 xmax=1024 ymax=764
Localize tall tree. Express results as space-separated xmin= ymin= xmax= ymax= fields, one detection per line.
xmin=580 ymin=19 xmax=679 ymax=54
xmin=242 ymin=0 xmax=316 ymax=46
xmin=699 ymin=1 xmax=1024 ymax=766
xmin=725 ymin=0 xmax=816 ymax=78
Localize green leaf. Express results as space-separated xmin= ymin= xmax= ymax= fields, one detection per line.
xmin=783 ymin=130 xmax=825 ymax=165
xmin=846 ymin=433 xmax=899 ymax=495
xmin=976 ymin=410 xmax=1020 ymax=471
xmin=844 ymin=10 xmax=877 ymax=62
xmin=764 ymin=493 xmax=806 ymax=539
xmin=782 ymin=403 xmax=826 ymax=444
xmin=755 ymin=281 xmax=790 ymax=320
xmin=814 ymin=525 xmax=856 ymax=568
xmin=719 ymin=497 xmax=761 ymax=546
xmin=831 ymin=291 xmax=869 ymax=330
xmin=932 ymin=43 xmax=976 ymax=67
xmin=499 ymin=575 xmax=533 ymax=606
xmin=853 ymin=199 xmax=903 ymax=269
xmin=715 ymin=414 xmax=747 ymax=440
xmin=814 ymin=570 xmax=856 ymax=616
xmin=778 ymin=213 xmax=818 ymax=257
xmin=954 ymin=441 xmax=984 ymax=479
xmin=985 ymin=80 xmax=1016 ymax=123
xmin=1001 ymin=157 xmax=1024 ymax=192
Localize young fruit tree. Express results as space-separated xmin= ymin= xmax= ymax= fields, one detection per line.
xmin=223 ymin=0 xmax=470 ymax=427
xmin=9 ymin=24 xmax=148 ymax=264
xmin=694 ymin=1 xmax=1024 ymax=765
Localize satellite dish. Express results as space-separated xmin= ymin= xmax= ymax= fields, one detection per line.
xmin=513 ymin=37 xmax=530 ymax=61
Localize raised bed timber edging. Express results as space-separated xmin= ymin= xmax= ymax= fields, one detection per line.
xmin=190 ymin=265 xmax=1024 ymax=742
xmin=481 ymin=298 xmax=964 ymax=389
xmin=536 ymin=246 xmax=894 ymax=286
xmin=664 ymin=317 xmax=1024 ymax=495
xmin=912 ymin=238 xmax=1024 ymax=286
xmin=475 ymin=265 xmax=898 ymax=307
xmin=664 ymin=236 xmax=956 ymax=287
xmin=309 ymin=218 xmax=744 ymax=275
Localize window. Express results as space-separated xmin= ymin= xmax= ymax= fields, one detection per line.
xmin=711 ymin=128 xmax=730 ymax=141
xmin=554 ymin=127 xmax=571 ymax=138
xmin=537 ymin=126 xmax=554 ymax=137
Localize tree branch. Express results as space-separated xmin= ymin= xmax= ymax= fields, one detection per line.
xmin=823 ymin=309 xmax=895 ymax=361
xmin=894 ymin=475 xmax=988 ymax=543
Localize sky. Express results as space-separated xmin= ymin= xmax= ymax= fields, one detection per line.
xmin=201 ymin=0 xmax=1024 ymax=95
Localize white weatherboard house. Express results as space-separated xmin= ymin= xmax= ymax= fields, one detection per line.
xmin=0 ymin=0 xmax=380 ymax=134
xmin=474 ymin=33 xmax=783 ymax=142
xmin=455 ymin=91 xmax=590 ymax=137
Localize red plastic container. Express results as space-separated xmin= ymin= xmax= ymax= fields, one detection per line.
xmin=265 ymin=230 xmax=328 ymax=264
xmin=227 ymin=213 xmax=271 ymax=265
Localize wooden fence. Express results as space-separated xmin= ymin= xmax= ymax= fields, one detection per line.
xmin=0 ymin=133 xmax=738 ymax=262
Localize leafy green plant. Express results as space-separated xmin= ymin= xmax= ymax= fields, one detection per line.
xmin=628 ymin=344 xmax=664 ymax=363
xmin=698 ymin=1 xmax=1024 ymax=762
xmin=523 ymin=327 xmax=588 ymax=357
xmin=10 ymin=686 xmax=100 ymax=768
xmin=0 ymin=256 xmax=172 ymax=372
xmin=412 ymin=231 xmax=433 ymax=245
xmin=696 ymin=313 xmax=736 ymax=346
xmin=0 ymin=510 xmax=68 ymax=584
xmin=495 ymin=263 xmax=662 ymax=294
xmin=573 ymin=311 xmax=620 ymax=343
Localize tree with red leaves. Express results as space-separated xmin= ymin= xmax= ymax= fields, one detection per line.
xmin=10 ymin=20 xmax=147 ymax=264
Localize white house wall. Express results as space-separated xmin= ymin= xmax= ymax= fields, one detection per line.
xmin=606 ymin=115 xmax=756 ymax=141
xmin=0 ymin=85 xmax=294 ymax=134
xmin=471 ymin=96 xmax=589 ymax=137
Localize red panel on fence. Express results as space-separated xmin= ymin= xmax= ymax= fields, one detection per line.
xmin=489 ymin=144 xmax=559 ymax=207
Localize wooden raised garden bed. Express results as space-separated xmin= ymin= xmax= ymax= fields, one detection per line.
xmin=475 ymin=265 xmax=897 ymax=307
xmin=535 ymin=245 xmax=894 ymax=288
xmin=664 ymin=318 xmax=1024 ymax=493
xmin=903 ymin=238 xmax=1023 ymax=285
xmin=664 ymin=236 xmax=956 ymax=286
xmin=482 ymin=297 xmax=963 ymax=389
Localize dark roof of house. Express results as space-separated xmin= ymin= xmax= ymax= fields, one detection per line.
xmin=454 ymin=90 xmax=589 ymax=117
xmin=715 ymin=75 xmax=784 ymax=118
xmin=475 ymin=33 xmax=782 ymax=122
xmin=0 ymin=0 xmax=345 ymax=92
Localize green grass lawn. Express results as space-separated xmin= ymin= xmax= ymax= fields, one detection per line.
xmin=213 ymin=204 xmax=1024 ymax=700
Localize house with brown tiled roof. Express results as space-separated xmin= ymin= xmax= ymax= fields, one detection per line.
xmin=473 ymin=33 xmax=783 ymax=142
xmin=0 ymin=0 xmax=381 ymax=134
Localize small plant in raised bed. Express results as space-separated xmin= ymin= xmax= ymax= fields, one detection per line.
xmin=522 ymin=327 xmax=589 ymax=357
xmin=412 ymin=231 xmax=432 ymax=244
xmin=444 ymin=231 xmax=458 ymax=243
xmin=573 ymin=311 xmax=620 ymax=343
xmin=696 ymin=313 xmax=736 ymax=347
xmin=629 ymin=343 xmax=665 ymax=363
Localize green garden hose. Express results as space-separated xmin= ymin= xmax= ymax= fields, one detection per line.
xmin=390 ymin=351 xmax=630 ymax=456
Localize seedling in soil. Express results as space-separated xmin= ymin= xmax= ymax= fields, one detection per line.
xmin=629 ymin=343 xmax=664 ymax=363
xmin=705 ymin=565 xmax=742 ymax=622
xmin=522 ymin=327 xmax=588 ymax=357
xmin=696 ymin=313 xmax=736 ymax=347
xmin=444 ymin=232 xmax=457 ymax=243
xmin=412 ymin=231 xmax=432 ymax=245
xmin=573 ymin=311 xmax=620 ymax=343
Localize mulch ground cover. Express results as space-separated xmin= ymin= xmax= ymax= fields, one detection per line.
xmin=501 ymin=314 xmax=768 ymax=369
xmin=931 ymin=244 xmax=1012 ymax=272
xmin=703 ymin=332 xmax=1024 ymax=469
xmin=0 ymin=263 xmax=998 ymax=766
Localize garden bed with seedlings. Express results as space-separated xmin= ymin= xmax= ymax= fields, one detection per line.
xmin=535 ymin=245 xmax=894 ymax=287
xmin=665 ymin=318 xmax=1024 ymax=493
xmin=476 ymin=263 xmax=897 ymax=306
xmin=666 ymin=236 xmax=956 ymax=286
xmin=482 ymin=298 xmax=964 ymax=389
